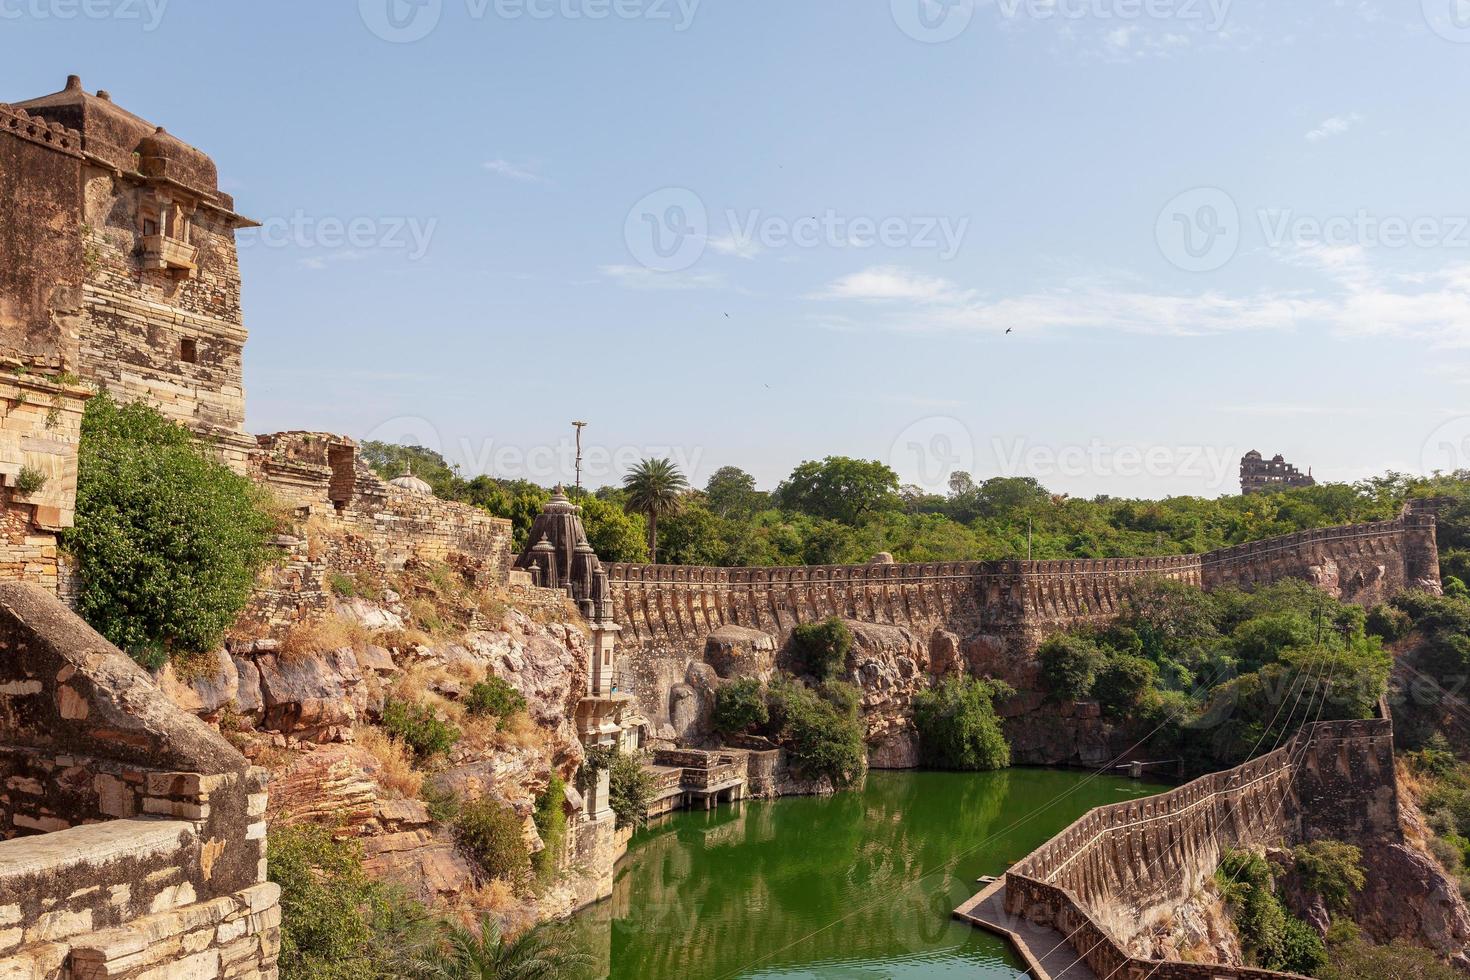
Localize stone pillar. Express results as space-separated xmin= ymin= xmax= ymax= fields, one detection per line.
xmin=589 ymin=619 xmax=621 ymax=697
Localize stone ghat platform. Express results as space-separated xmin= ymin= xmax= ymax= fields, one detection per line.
xmin=953 ymin=716 xmax=1397 ymax=980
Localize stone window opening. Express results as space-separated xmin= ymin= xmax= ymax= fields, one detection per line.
xmin=180 ymin=337 xmax=198 ymax=364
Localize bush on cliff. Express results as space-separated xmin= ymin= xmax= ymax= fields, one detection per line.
xmin=382 ymin=698 xmax=461 ymax=761
xmin=67 ymin=393 xmax=274 ymax=665
xmin=1090 ymin=654 xmax=1158 ymax=720
xmin=531 ymin=774 xmax=568 ymax=885
xmin=1216 ymin=849 xmax=1326 ymax=976
xmin=454 ymin=797 xmax=532 ymax=887
xmin=712 ymin=677 xmax=769 ymax=736
xmin=789 ymin=616 xmax=853 ymax=681
xmin=269 ymin=823 xmax=436 ymax=980
xmin=464 ymin=677 xmax=528 ymax=731
xmin=1293 ymin=841 xmax=1365 ymax=915
xmin=764 ymin=678 xmax=866 ymax=788
xmin=912 ymin=677 xmax=1013 ymax=771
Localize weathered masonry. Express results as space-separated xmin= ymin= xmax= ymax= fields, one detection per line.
xmin=607 ymin=514 xmax=1441 ymax=724
xmin=0 ymin=584 xmax=280 ymax=979
xmin=956 ymin=713 xmax=1399 ymax=979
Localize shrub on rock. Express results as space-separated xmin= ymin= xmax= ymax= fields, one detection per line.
xmin=67 ymin=393 xmax=274 ymax=666
xmin=913 ymin=677 xmax=1012 ymax=771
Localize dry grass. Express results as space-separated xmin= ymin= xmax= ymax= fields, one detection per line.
xmin=374 ymin=626 xmax=432 ymax=652
xmin=280 ymin=614 xmax=370 ymax=660
xmin=445 ymin=879 xmax=521 ymax=924
xmin=352 ymin=723 xmax=424 ymax=799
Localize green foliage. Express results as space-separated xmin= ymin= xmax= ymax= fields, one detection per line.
xmin=14 ymin=465 xmax=46 ymax=496
xmin=575 ymin=493 xmax=649 ymax=563
xmin=705 ymin=466 xmax=765 ymax=518
xmin=464 ymin=677 xmax=528 ymax=730
xmin=789 ymin=616 xmax=853 ymax=681
xmin=774 ymin=456 xmax=901 ymax=525
xmin=622 ymin=458 xmax=688 ymax=562
xmin=454 ymin=797 xmax=531 ymax=885
xmin=763 ymin=678 xmax=866 ymax=788
xmin=361 ymin=442 xmax=459 ymax=495
xmin=531 ymin=775 xmax=568 ymax=885
xmin=66 ymin=393 xmax=274 ymax=663
xmin=269 ymin=823 xmax=436 ymax=980
xmin=382 ymin=699 xmax=461 ymax=762
xmin=414 ymin=915 xmax=593 ymax=980
xmin=912 ymin=677 xmax=1013 ymax=771
xmin=1293 ymin=841 xmax=1365 ymax=914
xmin=1091 ymin=654 xmax=1157 ymax=720
xmin=1366 ymin=603 xmax=1412 ymax=641
xmin=712 ymin=678 xmax=769 ymax=736
xmin=1216 ymin=848 xmax=1326 ymax=975
xmin=582 ymin=746 xmax=655 ymax=831
xmin=1321 ymin=938 xmax=1461 ymax=980
xmin=327 ymin=572 xmax=359 ymax=598
xmin=1037 ymin=633 xmax=1104 ymax=702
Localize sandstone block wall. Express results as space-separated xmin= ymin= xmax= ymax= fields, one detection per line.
xmin=995 ymin=716 xmax=1397 ymax=980
xmin=0 ymin=583 xmax=280 ymax=979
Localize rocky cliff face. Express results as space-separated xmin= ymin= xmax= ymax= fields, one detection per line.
xmin=159 ymin=594 xmax=602 ymax=924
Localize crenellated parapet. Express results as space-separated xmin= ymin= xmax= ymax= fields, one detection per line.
xmin=607 ymin=518 xmax=1438 ymax=655
xmin=960 ymin=713 xmax=1399 ymax=979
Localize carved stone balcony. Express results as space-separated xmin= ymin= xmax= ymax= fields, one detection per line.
xmin=139 ymin=233 xmax=198 ymax=275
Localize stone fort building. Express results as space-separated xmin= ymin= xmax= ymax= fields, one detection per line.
xmin=1241 ymin=449 xmax=1316 ymax=495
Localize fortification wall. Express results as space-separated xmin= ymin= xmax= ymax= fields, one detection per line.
xmin=983 ymin=716 xmax=1396 ymax=980
xmin=606 ymin=519 xmax=1438 ymax=726
xmin=0 ymin=583 xmax=280 ymax=980
xmin=241 ymin=432 xmax=515 ymax=636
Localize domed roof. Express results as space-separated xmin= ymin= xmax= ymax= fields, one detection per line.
xmin=389 ymin=465 xmax=433 ymax=496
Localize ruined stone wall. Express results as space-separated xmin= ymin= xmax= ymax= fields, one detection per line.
xmin=241 ymin=432 xmax=515 ymax=636
xmin=0 ymin=583 xmax=280 ymax=979
xmin=995 ymin=716 xmax=1397 ymax=980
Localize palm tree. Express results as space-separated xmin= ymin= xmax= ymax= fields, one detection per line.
xmin=622 ymin=457 xmax=687 ymax=562
xmin=413 ymin=916 xmax=593 ymax=980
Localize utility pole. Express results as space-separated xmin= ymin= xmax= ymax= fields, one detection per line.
xmin=572 ymin=421 xmax=587 ymax=497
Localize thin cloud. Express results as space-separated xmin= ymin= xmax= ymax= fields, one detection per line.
xmin=1305 ymin=113 xmax=1363 ymax=142
xmin=483 ymin=159 xmax=549 ymax=183
xmin=811 ymin=251 xmax=1470 ymax=347
xmin=600 ymin=264 xmax=725 ymax=291
xmin=708 ymin=234 xmax=762 ymax=260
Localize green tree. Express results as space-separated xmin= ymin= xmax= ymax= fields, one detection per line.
xmin=1293 ymin=841 xmax=1365 ymax=915
xmin=705 ymin=466 xmax=763 ymax=518
xmin=1037 ymin=633 xmax=1105 ymax=702
xmin=913 ymin=678 xmax=1013 ymax=770
xmin=576 ymin=494 xmax=649 ymax=563
xmin=774 ymin=457 xmax=901 ymax=525
xmin=361 ymin=441 xmax=460 ymax=496
xmin=621 ymin=458 xmax=688 ymax=562
xmin=67 ymin=394 xmax=275 ymax=665
xmin=1092 ymin=655 xmax=1158 ymax=720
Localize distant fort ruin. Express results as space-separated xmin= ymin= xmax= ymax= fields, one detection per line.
xmin=1241 ymin=449 xmax=1316 ymax=495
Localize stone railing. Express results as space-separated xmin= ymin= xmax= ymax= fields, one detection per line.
xmin=0 ymin=583 xmax=281 ymax=979
xmin=988 ymin=716 xmax=1396 ymax=980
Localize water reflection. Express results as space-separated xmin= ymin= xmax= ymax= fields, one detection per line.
xmin=576 ymin=769 xmax=1166 ymax=980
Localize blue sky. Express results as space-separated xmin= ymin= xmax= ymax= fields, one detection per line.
xmin=8 ymin=0 xmax=1470 ymax=498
